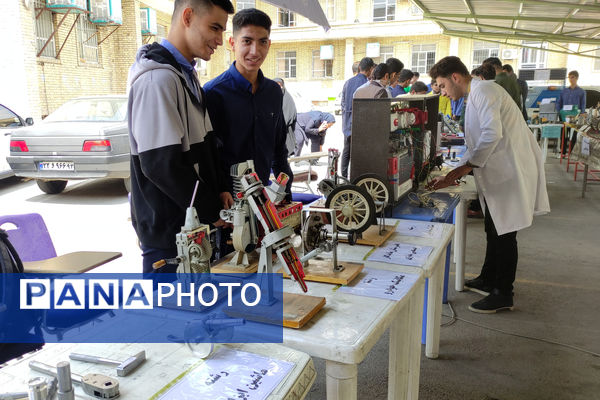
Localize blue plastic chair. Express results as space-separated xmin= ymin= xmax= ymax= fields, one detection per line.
xmin=0 ymin=213 xmax=57 ymax=262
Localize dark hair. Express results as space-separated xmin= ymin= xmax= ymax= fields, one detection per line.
xmin=398 ymin=69 xmax=414 ymax=82
xmin=385 ymin=57 xmax=404 ymax=74
xmin=410 ymin=81 xmax=428 ymax=94
xmin=372 ymin=63 xmax=389 ymax=80
xmin=413 ymin=71 xmax=420 ymax=78
xmin=474 ymin=63 xmax=496 ymax=80
xmin=174 ymin=0 xmax=234 ymax=15
xmin=568 ymin=70 xmax=579 ymax=78
xmin=502 ymin=64 xmax=514 ymax=73
xmin=352 ymin=61 xmax=359 ymax=74
xmin=232 ymin=8 xmax=271 ymax=34
xmin=358 ymin=57 xmax=375 ymax=73
xmin=482 ymin=57 xmax=502 ymax=68
xmin=429 ymin=56 xmax=470 ymax=80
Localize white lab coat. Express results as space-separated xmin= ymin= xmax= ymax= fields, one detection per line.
xmin=458 ymin=79 xmax=550 ymax=235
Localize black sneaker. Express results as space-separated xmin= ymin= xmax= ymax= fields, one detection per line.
xmin=468 ymin=289 xmax=514 ymax=314
xmin=464 ymin=276 xmax=493 ymax=296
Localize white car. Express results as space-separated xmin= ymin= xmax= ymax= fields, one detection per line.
xmin=0 ymin=104 xmax=34 ymax=179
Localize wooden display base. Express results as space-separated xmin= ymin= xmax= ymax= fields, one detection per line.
xmin=279 ymin=260 xmax=364 ymax=285
xmin=342 ymin=224 xmax=396 ymax=247
xmin=225 ymin=293 xmax=325 ymax=329
xmin=211 ymin=252 xmax=259 ymax=274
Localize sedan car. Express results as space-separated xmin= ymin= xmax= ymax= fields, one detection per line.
xmin=7 ymin=96 xmax=129 ymax=194
xmin=1 ymin=104 xmax=34 ymax=179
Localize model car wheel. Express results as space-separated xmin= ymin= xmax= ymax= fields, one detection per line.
xmin=352 ymin=173 xmax=390 ymax=213
xmin=36 ymin=179 xmax=67 ymax=194
xmin=325 ymin=184 xmax=375 ymax=234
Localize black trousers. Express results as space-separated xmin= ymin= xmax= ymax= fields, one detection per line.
xmin=479 ymin=200 xmax=518 ymax=294
xmin=341 ymin=135 xmax=351 ymax=178
xmin=306 ymin=133 xmax=325 ymax=152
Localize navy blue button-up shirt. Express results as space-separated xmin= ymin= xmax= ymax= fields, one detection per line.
xmin=341 ymin=73 xmax=368 ymax=137
xmin=204 ymin=62 xmax=292 ymax=193
xmin=556 ymin=86 xmax=586 ymax=112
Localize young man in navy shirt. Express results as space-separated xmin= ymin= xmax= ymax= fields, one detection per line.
xmin=204 ymin=8 xmax=292 ymax=196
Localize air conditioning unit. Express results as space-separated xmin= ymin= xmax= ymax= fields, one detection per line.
xmin=501 ymin=49 xmax=518 ymax=59
xmin=89 ymin=0 xmax=123 ymax=25
xmin=140 ymin=7 xmax=158 ymax=36
xmin=46 ymin=0 xmax=87 ymax=13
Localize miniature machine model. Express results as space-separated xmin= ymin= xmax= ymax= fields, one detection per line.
xmin=153 ymin=182 xmax=213 ymax=274
xmin=316 ymin=149 xmax=387 ymax=234
xmin=351 ymin=95 xmax=439 ymax=200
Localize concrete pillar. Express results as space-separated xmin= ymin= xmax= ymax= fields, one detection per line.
xmin=449 ymin=37 xmax=459 ymax=57
xmin=346 ymin=0 xmax=356 ymax=24
xmin=345 ymin=38 xmax=354 ymax=80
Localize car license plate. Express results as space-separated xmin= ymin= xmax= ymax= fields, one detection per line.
xmin=38 ymin=161 xmax=74 ymax=171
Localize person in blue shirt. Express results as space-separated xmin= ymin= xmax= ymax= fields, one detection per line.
xmin=557 ymin=70 xmax=587 ymax=154
xmin=204 ymin=8 xmax=293 ymax=197
xmin=340 ymin=57 xmax=375 ymax=178
xmin=557 ymin=70 xmax=586 ymax=114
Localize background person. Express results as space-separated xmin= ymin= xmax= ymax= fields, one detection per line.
xmin=127 ymin=0 xmax=234 ymax=274
xmin=482 ymin=57 xmax=522 ymax=110
xmin=294 ymin=111 xmax=336 ymax=155
xmin=557 ymin=70 xmax=586 ymax=154
xmin=353 ymin=63 xmax=390 ymax=99
xmin=503 ymin=64 xmax=528 ymax=121
xmin=391 ymin=69 xmax=414 ymax=97
xmin=273 ymin=77 xmax=297 ymax=156
xmin=340 ymin=57 xmax=374 ymax=178
xmin=428 ymin=56 xmax=550 ymax=313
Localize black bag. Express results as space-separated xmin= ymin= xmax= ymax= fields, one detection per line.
xmin=0 ymin=228 xmax=43 ymax=364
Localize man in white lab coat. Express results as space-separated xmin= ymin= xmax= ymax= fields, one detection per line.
xmin=428 ymin=56 xmax=550 ymax=313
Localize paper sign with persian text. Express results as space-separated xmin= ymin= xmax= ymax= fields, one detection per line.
xmin=338 ymin=268 xmax=420 ymax=301
xmin=158 ymin=347 xmax=293 ymax=400
xmin=395 ymin=220 xmax=443 ymax=239
xmin=367 ymin=242 xmax=433 ymax=267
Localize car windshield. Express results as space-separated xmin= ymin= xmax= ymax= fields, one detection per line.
xmin=0 ymin=105 xmax=22 ymax=128
xmin=44 ymin=98 xmax=127 ymax=122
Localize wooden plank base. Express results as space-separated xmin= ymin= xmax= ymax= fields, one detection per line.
xmin=280 ymin=260 xmax=364 ymax=285
xmin=225 ymin=293 xmax=326 ymax=329
xmin=342 ymin=224 xmax=396 ymax=247
xmin=211 ymin=252 xmax=259 ymax=274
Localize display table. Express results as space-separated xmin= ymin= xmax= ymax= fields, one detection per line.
xmin=570 ymin=129 xmax=600 ymax=197
xmin=282 ymin=265 xmax=425 ymax=400
xmin=0 ymin=342 xmax=315 ymax=400
xmin=329 ymin=220 xmax=454 ymax=360
xmin=433 ymin=176 xmax=479 ymax=292
xmin=22 ymin=251 xmax=122 ymax=273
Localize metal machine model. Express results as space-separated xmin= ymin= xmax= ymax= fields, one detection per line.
xmin=153 ymin=182 xmax=212 ymax=274
xmin=236 ymin=171 xmax=308 ymax=292
xmin=299 ymin=207 xmax=357 ymax=273
xmin=317 ymin=149 xmax=388 ymax=234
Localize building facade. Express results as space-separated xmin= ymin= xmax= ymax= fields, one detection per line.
xmin=1 ymin=0 xmax=598 ymax=120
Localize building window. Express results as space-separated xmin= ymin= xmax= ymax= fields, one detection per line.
xmin=312 ymin=50 xmax=333 ymax=78
xmin=471 ymin=41 xmax=499 ymax=69
xmin=373 ymin=0 xmax=395 ymax=22
xmin=320 ymin=0 xmax=335 ymax=21
xmin=277 ymin=51 xmax=296 ymax=78
xmin=34 ymin=0 xmax=56 ymax=58
xmin=156 ymin=24 xmax=167 ymax=43
xmin=521 ymin=41 xmax=548 ymax=69
xmin=236 ymin=0 xmax=255 ymax=11
xmin=77 ymin=16 xmax=99 ymax=63
xmin=380 ymin=45 xmax=394 ymax=63
xmin=595 ymin=50 xmax=600 ymax=71
xmin=278 ymin=9 xmax=296 ymax=27
xmin=411 ymin=44 xmax=436 ymax=74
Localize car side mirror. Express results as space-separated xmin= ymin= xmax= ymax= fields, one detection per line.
xmin=25 ymin=117 xmax=34 ymax=126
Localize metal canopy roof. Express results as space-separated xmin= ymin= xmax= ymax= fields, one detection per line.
xmin=412 ymin=0 xmax=600 ymax=59
xmin=264 ymin=0 xmax=330 ymax=30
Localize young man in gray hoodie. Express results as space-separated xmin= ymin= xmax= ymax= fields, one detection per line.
xmin=127 ymin=0 xmax=234 ymax=273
